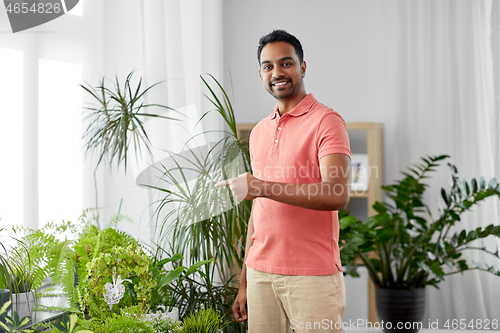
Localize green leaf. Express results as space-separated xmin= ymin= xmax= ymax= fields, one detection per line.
xmin=18 ymin=315 xmax=31 ymax=327
xmin=186 ymin=258 xmax=215 ymax=276
xmin=449 ymin=211 xmax=460 ymax=221
xmin=471 ymin=178 xmax=478 ymax=193
xmin=458 ymin=230 xmax=467 ymax=244
xmin=429 ymin=261 xmax=444 ymax=278
xmin=369 ymin=258 xmax=381 ymax=272
xmin=54 ymin=322 xmax=67 ymax=331
xmin=158 ymin=266 xmax=185 ymax=289
xmin=480 ymin=177 xmax=486 ymax=190
xmin=372 ymin=202 xmax=387 ymax=214
xmin=441 ymin=188 xmax=449 ymax=205
xmin=462 ymin=200 xmax=473 ymax=208
xmin=463 ymin=180 xmax=471 ymax=195
xmin=0 ymin=301 xmax=11 ymax=315
xmin=457 ymin=260 xmax=468 ymax=271
xmin=339 ymin=216 xmax=356 ymax=230
xmin=157 ymin=253 xmax=184 ymax=267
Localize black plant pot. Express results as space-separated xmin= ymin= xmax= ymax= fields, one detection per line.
xmin=375 ymin=287 xmax=426 ymax=333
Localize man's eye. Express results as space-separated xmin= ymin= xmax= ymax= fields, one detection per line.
xmin=283 ymin=62 xmax=292 ymax=67
xmin=263 ymin=65 xmax=271 ymax=71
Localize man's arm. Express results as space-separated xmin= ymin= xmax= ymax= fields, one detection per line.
xmin=232 ymin=209 xmax=255 ymax=323
xmin=216 ymin=153 xmax=351 ymax=211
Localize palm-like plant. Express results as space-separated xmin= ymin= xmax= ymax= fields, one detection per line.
xmin=340 ymin=155 xmax=500 ymax=289
xmin=149 ymin=74 xmax=250 ymax=332
xmin=81 ymin=70 xmax=179 ymax=171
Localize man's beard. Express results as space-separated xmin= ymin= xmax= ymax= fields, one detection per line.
xmin=266 ymin=78 xmax=302 ymax=100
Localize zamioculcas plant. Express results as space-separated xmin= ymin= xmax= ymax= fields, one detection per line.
xmin=339 ymin=155 xmax=500 ymax=289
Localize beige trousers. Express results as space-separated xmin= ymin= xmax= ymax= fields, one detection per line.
xmin=247 ymin=266 xmax=346 ymax=333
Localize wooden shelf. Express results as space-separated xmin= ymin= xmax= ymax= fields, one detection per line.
xmin=346 ymin=122 xmax=384 ymax=324
xmin=351 ymin=192 xmax=369 ymax=198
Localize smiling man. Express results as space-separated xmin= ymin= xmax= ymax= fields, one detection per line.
xmin=216 ymin=30 xmax=351 ymax=333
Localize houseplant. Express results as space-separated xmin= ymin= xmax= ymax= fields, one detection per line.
xmin=339 ymin=155 xmax=500 ymax=332
xmin=81 ymin=70 xmax=180 ymax=225
xmin=0 ymin=227 xmax=39 ymax=324
xmin=0 ymin=226 xmax=32 ymax=303
xmin=81 ymin=71 xmax=249 ymax=331
xmin=151 ymin=74 xmax=250 ymax=332
xmin=6 ymin=269 xmax=34 ymax=320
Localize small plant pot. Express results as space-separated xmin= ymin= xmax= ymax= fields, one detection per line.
xmin=145 ymin=306 xmax=179 ymax=321
xmin=375 ymin=287 xmax=426 ymax=333
xmin=10 ymin=290 xmax=35 ymax=320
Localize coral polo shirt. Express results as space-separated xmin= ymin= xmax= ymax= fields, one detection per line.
xmin=245 ymin=93 xmax=351 ymax=276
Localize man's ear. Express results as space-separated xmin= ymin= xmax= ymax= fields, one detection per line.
xmin=301 ymin=61 xmax=307 ymax=78
xmin=259 ymin=69 xmax=262 ymax=80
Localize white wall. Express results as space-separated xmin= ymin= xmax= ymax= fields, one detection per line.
xmin=222 ymin=0 xmax=398 ymax=123
xmin=95 ymin=0 xmax=153 ymax=241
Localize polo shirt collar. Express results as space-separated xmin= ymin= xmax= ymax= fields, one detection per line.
xmin=270 ymin=93 xmax=317 ymax=119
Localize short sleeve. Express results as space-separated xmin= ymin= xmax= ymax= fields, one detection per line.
xmin=316 ymin=112 xmax=351 ymax=160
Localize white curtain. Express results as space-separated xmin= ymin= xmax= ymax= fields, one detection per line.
xmin=125 ymin=0 xmax=224 ymax=243
xmin=392 ymin=0 xmax=500 ymax=324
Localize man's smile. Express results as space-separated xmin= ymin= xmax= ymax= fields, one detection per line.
xmin=271 ymin=80 xmax=290 ymax=88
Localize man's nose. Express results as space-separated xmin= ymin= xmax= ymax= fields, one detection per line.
xmin=272 ymin=67 xmax=284 ymax=79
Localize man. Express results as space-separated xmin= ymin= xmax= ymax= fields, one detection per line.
xmin=216 ymin=30 xmax=350 ymax=333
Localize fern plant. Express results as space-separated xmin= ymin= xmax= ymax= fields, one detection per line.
xmin=340 ymin=155 xmax=500 ymax=289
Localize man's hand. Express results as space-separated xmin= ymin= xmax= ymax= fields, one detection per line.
xmin=214 ymin=172 xmax=262 ymax=201
xmin=232 ymin=289 xmax=248 ymax=322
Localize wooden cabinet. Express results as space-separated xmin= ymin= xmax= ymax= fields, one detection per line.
xmin=345 ymin=122 xmax=384 ymax=324
xmin=235 ymin=122 xmax=384 ymax=323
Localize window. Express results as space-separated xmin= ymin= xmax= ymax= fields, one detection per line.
xmin=38 ymin=59 xmax=82 ymax=226
xmin=0 ymin=47 xmax=24 ymax=229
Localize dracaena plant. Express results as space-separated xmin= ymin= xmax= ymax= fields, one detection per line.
xmin=339 ymin=155 xmax=500 ymax=289
xmin=150 ymin=74 xmax=250 ymax=332
xmin=81 ymin=70 xmax=179 ymax=171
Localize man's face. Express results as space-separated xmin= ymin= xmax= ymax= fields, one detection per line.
xmin=259 ymin=41 xmax=306 ymax=100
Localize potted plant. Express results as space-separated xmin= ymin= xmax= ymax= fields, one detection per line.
xmin=0 ymin=227 xmax=32 ymax=309
xmin=151 ymin=74 xmax=250 ymax=332
xmin=0 ymin=228 xmax=40 ymax=323
xmin=81 ymin=72 xmax=249 ymax=332
xmin=80 ymin=71 xmax=180 ymax=226
xmin=6 ymin=269 xmax=34 ymax=321
xmin=339 ymin=155 xmax=500 ymax=332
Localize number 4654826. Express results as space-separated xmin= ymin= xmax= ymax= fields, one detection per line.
xmin=444 ymin=319 xmax=498 ymax=330
xmin=6 ymin=2 xmax=62 ymax=14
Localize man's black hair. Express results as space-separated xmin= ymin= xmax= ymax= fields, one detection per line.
xmin=257 ymin=30 xmax=304 ymax=65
